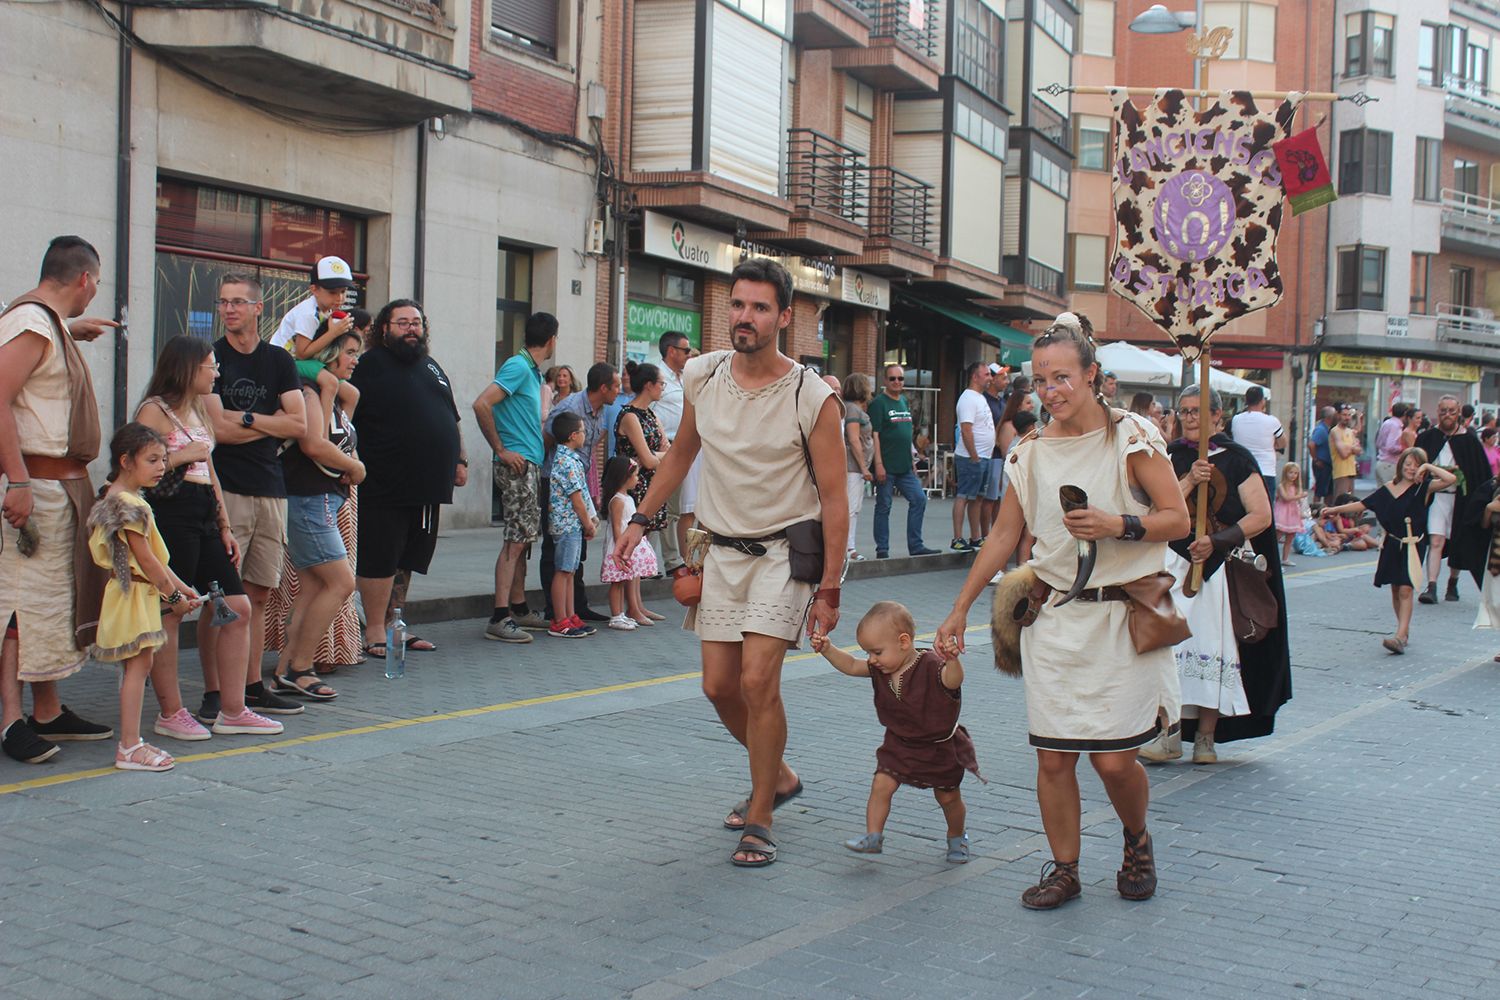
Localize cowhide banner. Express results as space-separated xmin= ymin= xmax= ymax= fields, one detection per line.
xmin=1109 ymin=89 xmax=1302 ymax=348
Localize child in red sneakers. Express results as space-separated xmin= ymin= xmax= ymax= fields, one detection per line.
xmin=810 ymin=601 xmax=983 ymax=863
xmin=87 ymin=424 xmax=202 ymax=772
xmin=547 ymin=412 xmax=597 ymax=637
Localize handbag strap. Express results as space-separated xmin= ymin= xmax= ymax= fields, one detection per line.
xmin=145 ymin=396 xmax=192 ymax=439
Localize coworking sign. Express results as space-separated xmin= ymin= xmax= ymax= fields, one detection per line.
xmin=1108 ymin=88 xmax=1302 ymax=347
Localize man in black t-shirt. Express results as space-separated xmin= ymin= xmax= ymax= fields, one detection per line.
xmin=200 ymin=273 xmax=307 ymax=722
xmin=348 ymin=299 xmax=467 ymax=656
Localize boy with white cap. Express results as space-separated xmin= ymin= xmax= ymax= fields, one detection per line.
xmin=270 ymin=256 xmax=358 ymax=417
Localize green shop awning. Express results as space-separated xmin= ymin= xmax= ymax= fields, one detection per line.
xmin=904 ymin=297 xmax=1033 ymax=365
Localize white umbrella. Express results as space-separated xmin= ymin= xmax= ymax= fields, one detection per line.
xmin=1208 ymin=366 xmax=1265 ymax=398
xmin=1095 ymin=342 xmax=1181 ymax=386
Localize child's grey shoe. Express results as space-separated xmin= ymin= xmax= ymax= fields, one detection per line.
xmin=844 ymin=832 xmax=884 ymax=854
xmin=946 ymin=834 xmax=971 ymax=864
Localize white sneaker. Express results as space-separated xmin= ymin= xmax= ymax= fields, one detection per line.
xmin=1138 ymin=729 xmax=1182 ymax=763
xmin=608 ymin=614 xmax=638 ymax=631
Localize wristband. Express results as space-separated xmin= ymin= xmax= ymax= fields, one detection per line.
xmin=814 ymin=588 xmax=841 ymax=608
xmin=165 ymin=591 xmax=184 ymax=605
xmin=1117 ymin=514 xmax=1146 ymax=541
xmin=6 ymin=481 xmax=31 ymax=491
xmin=1209 ymin=523 xmax=1246 ymax=551
xmin=456 ymin=458 xmax=468 ymax=467
xmin=628 ymin=512 xmax=650 ymax=528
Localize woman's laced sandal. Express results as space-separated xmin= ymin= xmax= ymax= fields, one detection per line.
xmin=273 ymin=667 xmax=338 ymax=700
xmin=1020 ymin=860 xmax=1081 ymax=910
xmin=844 ymin=832 xmax=884 ymax=854
xmin=115 ymin=739 xmax=175 ymax=772
xmin=1117 ymin=826 xmax=1158 ymax=901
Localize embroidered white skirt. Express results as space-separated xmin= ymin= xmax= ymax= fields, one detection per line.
xmin=1167 ymin=551 xmax=1250 ymax=718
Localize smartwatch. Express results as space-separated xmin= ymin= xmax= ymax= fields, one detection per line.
xmin=241 ymin=411 xmax=255 ymax=428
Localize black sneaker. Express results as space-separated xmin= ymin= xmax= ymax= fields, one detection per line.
xmin=246 ymin=685 xmax=305 ymax=716
xmin=577 ymin=607 xmax=610 ymax=623
xmin=876 ymin=550 xmax=889 ymax=559
xmin=27 ymin=705 xmax=113 ymax=741
xmin=950 ymin=538 xmax=971 ymax=551
xmin=195 ymin=691 xmax=221 ymax=726
xmin=911 ymin=546 xmax=942 ymax=556
xmin=2 ymin=719 xmax=59 ymax=763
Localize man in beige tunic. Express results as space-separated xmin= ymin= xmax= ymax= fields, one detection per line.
xmin=614 ymin=258 xmax=848 ymax=868
xmin=1 ymin=236 xmax=117 ymax=763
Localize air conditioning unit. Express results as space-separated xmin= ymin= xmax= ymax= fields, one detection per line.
xmin=587 ymin=219 xmax=607 ymax=255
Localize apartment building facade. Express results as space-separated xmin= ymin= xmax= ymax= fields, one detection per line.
xmin=1063 ymin=0 xmax=1333 ymax=442
xmin=1 ymin=0 xmax=607 ymax=528
xmin=1322 ymin=0 xmax=1500 ymax=453
xmin=602 ymin=0 xmax=1025 ymax=447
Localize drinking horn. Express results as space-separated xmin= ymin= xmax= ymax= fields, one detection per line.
xmin=1053 ymin=484 xmax=1096 ymax=607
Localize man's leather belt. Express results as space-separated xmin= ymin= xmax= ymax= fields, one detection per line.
xmin=23 ymin=455 xmax=89 ymax=481
xmin=1071 ymin=586 xmax=1131 ymax=603
xmin=708 ymin=529 xmax=786 ymax=558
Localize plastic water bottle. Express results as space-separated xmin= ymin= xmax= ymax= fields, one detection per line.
xmin=385 ymin=608 xmax=407 ymax=679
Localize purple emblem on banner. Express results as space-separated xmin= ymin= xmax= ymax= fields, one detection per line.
xmin=1153 ymin=171 xmax=1235 ymax=262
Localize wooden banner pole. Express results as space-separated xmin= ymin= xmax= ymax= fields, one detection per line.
xmin=1046 ymin=85 xmax=1357 ymax=102
xmin=1186 ymin=349 xmax=1213 ymax=596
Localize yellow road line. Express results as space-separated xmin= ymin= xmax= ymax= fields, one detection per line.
xmin=0 ymin=626 xmax=984 ymax=797
xmin=1285 ymin=557 xmax=1378 ymax=579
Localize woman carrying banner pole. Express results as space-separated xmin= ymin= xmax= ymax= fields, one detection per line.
xmin=937 ymin=313 xmax=1188 ymax=910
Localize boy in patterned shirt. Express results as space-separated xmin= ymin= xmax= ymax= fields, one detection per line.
xmin=547 ymin=411 xmax=597 ymax=637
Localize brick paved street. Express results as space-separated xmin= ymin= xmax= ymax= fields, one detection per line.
xmin=2 ymin=553 xmax=1498 ymax=999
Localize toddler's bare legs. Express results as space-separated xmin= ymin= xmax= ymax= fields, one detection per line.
xmin=934 ymin=786 xmax=966 ymax=838
xmin=865 ymin=771 xmax=899 ymax=834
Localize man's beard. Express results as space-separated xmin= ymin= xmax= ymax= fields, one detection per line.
xmin=731 ymin=326 xmax=768 ymax=355
xmin=386 ymin=331 xmax=429 ymax=364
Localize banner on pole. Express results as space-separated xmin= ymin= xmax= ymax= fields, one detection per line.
xmin=1109 ymin=89 xmax=1302 ymax=349
xmin=1272 ymin=127 xmax=1337 ymax=215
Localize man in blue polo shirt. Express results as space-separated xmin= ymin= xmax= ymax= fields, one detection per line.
xmin=473 ymin=313 xmax=557 ymax=643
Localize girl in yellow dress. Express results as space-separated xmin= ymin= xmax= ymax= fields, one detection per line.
xmin=88 ymin=423 xmax=201 ymax=772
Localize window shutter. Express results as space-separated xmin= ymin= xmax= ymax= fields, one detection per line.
xmin=493 ymin=0 xmax=558 ymax=52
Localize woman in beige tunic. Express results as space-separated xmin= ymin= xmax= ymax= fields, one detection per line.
xmin=938 ymin=314 xmax=1188 ymax=910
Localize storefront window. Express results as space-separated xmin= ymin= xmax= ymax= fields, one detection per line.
xmin=822 ymin=308 xmax=854 ymax=380
xmin=153 ymin=177 xmax=367 ymax=353
xmin=495 ymin=241 xmax=534 ymax=522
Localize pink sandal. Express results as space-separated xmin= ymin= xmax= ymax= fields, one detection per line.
xmin=115 ymin=739 xmax=175 ymax=772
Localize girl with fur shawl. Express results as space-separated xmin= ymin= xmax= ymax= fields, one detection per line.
xmin=88 ymin=424 xmax=201 ymax=771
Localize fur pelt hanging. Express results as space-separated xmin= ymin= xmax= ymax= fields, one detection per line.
xmin=991 ymin=565 xmax=1047 ymax=677
xmin=86 ymin=492 xmax=150 ymax=593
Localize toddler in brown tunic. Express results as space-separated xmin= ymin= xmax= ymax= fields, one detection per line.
xmin=811 ymin=601 xmax=984 ymax=863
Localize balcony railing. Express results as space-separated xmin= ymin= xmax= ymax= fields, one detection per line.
xmin=866 ymin=165 xmax=932 ymax=248
xmin=1436 ymin=302 xmax=1500 ymax=346
xmin=786 ymin=129 xmax=868 ymax=225
xmin=1030 ymin=97 xmax=1070 ymax=153
xmin=1444 ymin=79 xmax=1500 ymax=134
xmin=854 ymin=0 xmax=938 ymax=58
xmin=1441 ymin=187 xmax=1500 ymax=250
xmin=1003 ymin=258 xmax=1065 ymax=298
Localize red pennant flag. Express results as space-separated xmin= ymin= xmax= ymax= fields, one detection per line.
xmin=1273 ymin=127 xmax=1336 ymax=216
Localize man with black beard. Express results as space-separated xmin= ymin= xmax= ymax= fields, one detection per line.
xmin=349 ymin=300 xmax=467 ymax=656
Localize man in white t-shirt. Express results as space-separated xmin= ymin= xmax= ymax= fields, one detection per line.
xmin=652 ymin=330 xmax=695 ymax=574
xmin=1228 ymin=385 xmax=1284 ymax=500
xmin=951 ymin=361 xmax=995 ymax=550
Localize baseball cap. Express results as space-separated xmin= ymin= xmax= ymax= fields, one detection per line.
xmin=312 ymin=256 xmax=355 ymax=289
xmin=1102 ymin=369 xmax=1117 ymax=379
xmin=988 ymin=363 xmax=1009 ymax=375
